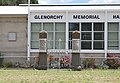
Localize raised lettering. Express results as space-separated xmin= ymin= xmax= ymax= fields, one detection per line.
xmin=34 ymin=15 xmax=63 ymax=19
xmin=73 ymin=15 xmax=100 ymax=19
xmin=34 ymin=15 xmax=40 ymax=19
xmin=73 ymin=15 xmax=77 ymax=19
xmin=113 ymin=15 xmax=120 ymax=19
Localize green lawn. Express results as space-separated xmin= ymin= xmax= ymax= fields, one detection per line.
xmin=0 ymin=69 xmax=120 ymax=83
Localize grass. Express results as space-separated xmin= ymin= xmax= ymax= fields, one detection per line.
xmin=0 ymin=69 xmax=120 ymax=83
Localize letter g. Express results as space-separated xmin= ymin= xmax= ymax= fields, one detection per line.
xmin=34 ymin=15 xmax=38 ymax=19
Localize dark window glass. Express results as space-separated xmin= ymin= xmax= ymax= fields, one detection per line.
xmin=81 ymin=32 xmax=92 ymax=40
xmin=69 ymin=23 xmax=79 ymax=49
xmin=81 ymin=41 xmax=92 ymax=49
xmin=81 ymin=23 xmax=92 ymax=31
xmin=93 ymin=41 xmax=104 ymax=50
xmin=94 ymin=32 xmax=104 ymax=40
xmin=69 ymin=23 xmax=79 ymax=31
xmin=68 ymin=41 xmax=72 ymax=49
xmin=69 ymin=32 xmax=72 ymax=40
xmin=94 ymin=23 xmax=104 ymax=31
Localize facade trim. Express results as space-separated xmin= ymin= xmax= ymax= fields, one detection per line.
xmin=105 ymin=11 xmax=108 ymax=58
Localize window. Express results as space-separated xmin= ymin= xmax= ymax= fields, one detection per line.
xmin=68 ymin=22 xmax=104 ymax=50
xmin=81 ymin=23 xmax=92 ymax=49
xmin=43 ymin=23 xmax=54 ymax=49
xmin=31 ymin=23 xmax=41 ymax=49
xmin=108 ymin=23 xmax=119 ymax=50
xmin=8 ymin=32 xmax=17 ymax=41
xmin=55 ymin=23 xmax=66 ymax=49
xmin=68 ymin=23 xmax=79 ymax=49
xmin=81 ymin=23 xmax=104 ymax=50
xmin=93 ymin=23 xmax=104 ymax=50
xmin=31 ymin=22 xmax=66 ymax=49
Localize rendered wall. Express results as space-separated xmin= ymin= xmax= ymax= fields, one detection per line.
xmin=0 ymin=16 xmax=27 ymax=63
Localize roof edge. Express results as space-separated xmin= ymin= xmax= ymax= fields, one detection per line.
xmin=19 ymin=3 xmax=120 ymax=6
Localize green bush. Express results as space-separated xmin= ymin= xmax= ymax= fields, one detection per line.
xmin=2 ymin=62 xmax=13 ymax=68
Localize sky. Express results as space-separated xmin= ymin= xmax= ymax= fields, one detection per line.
xmin=38 ymin=0 xmax=120 ymax=4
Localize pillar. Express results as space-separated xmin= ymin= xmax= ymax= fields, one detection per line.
xmin=36 ymin=30 xmax=48 ymax=70
xmin=71 ymin=30 xmax=81 ymax=70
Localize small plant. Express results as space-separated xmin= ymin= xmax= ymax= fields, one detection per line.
xmin=0 ymin=52 xmax=4 ymax=67
xmin=2 ymin=61 xmax=13 ymax=68
xmin=95 ymin=63 xmax=109 ymax=69
xmin=104 ymin=54 xmax=120 ymax=69
xmin=82 ymin=58 xmax=95 ymax=69
xmin=0 ymin=52 xmax=3 ymax=58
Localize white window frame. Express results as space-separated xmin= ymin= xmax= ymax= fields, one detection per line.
xmin=31 ymin=22 xmax=66 ymax=49
xmin=107 ymin=22 xmax=119 ymax=50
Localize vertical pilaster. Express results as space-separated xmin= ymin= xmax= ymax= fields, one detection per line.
xmin=66 ymin=11 xmax=69 ymax=50
xmin=105 ymin=11 xmax=108 ymax=58
xmin=27 ymin=0 xmax=31 ymax=61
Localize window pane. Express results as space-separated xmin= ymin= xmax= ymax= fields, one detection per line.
xmin=108 ymin=23 xmax=119 ymax=31
xmin=108 ymin=41 xmax=119 ymax=50
xmin=55 ymin=32 xmax=65 ymax=40
xmin=69 ymin=23 xmax=79 ymax=31
xmin=55 ymin=23 xmax=65 ymax=31
xmin=48 ymin=32 xmax=53 ymax=40
xmin=81 ymin=23 xmax=92 ymax=31
xmin=47 ymin=41 xmax=53 ymax=49
xmin=61 ymin=41 xmax=65 ymax=49
xmin=93 ymin=41 xmax=104 ymax=50
xmin=31 ymin=23 xmax=41 ymax=31
xmin=108 ymin=32 xmax=118 ymax=40
xmin=94 ymin=32 xmax=104 ymax=40
xmin=69 ymin=32 xmax=72 ymax=40
xmin=69 ymin=41 xmax=72 ymax=49
xmin=69 ymin=23 xmax=79 ymax=49
xmin=31 ymin=41 xmax=39 ymax=49
xmin=31 ymin=32 xmax=39 ymax=40
xmin=108 ymin=47 xmax=119 ymax=50
xmin=43 ymin=23 xmax=53 ymax=31
xmin=94 ymin=23 xmax=104 ymax=31
xmin=108 ymin=23 xmax=119 ymax=50
xmin=81 ymin=32 xmax=92 ymax=40
xmin=55 ymin=41 xmax=65 ymax=49
xmin=81 ymin=41 xmax=92 ymax=49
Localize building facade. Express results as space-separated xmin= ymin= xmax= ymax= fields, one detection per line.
xmin=0 ymin=4 xmax=120 ymax=64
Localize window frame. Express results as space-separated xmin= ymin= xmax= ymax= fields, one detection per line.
xmin=68 ymin=22 xmax=105 ymax=50
xmin=107 ymin=22 xmax=119 ymax=50
xmin=31 ymin=22 xmax=66 ymax=49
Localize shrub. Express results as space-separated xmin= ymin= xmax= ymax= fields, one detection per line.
xmin=95 ymin=63 xmax=109 ymax=69
xmin=104 ymin=54 xmax=120 ymax=69
xmin=82 ymin=58 xmax=95 ymax=69
xmin=0 ymin=52 xmax=4 ymax=67
xmin=2 ymin=61 xmax=13 ymax=68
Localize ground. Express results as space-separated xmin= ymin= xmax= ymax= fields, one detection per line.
xmin=0 ymin=69 xmax=120 ymax=83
